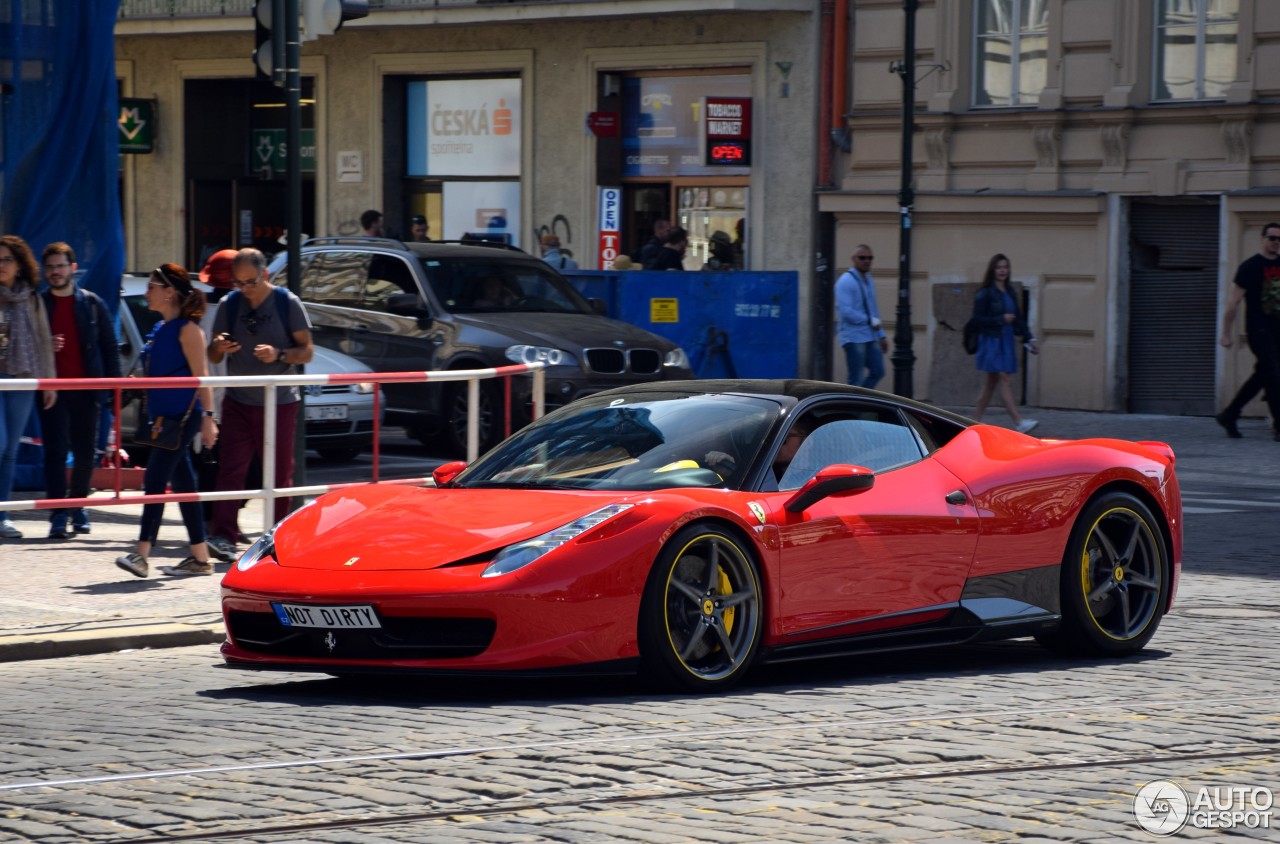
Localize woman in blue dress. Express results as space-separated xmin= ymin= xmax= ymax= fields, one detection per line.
xmin=115 ymin=264 xmax=220 ymax=578
xmin=973 ymin=253 xmax=1040 ymax=433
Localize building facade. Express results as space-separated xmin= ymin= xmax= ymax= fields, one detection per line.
xmin=823 ymin=0 xmax=1278 ymax=415
xmin=114 ymin=0 xmax=822 ymax=370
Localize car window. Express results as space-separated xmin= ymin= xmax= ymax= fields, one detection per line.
xmin=299 ymin=251 xmax=367 ymax=308
xmin=774 ymin=405 xmax=923 ymax=490
xmin=364 ymin=254 xmax=419 ymax=311
xmin=421 ymin=258 xmax=591 ymax=315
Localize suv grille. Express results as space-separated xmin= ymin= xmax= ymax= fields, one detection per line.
xmin=584 ymin=348 xmax=662 ymax=375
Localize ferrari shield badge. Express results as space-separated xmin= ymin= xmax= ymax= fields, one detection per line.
xmin=747 ymin=501 xmax=767 ymax=524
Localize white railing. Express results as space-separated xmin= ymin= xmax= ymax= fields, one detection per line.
xmin=0 ymin=364 xmax=545 ymax=531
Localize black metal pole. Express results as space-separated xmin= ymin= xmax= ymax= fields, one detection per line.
xmin=285 ymin=0 xmax=306 ymax=497
xmin=892 ymin=0 xmax=918 ymax=398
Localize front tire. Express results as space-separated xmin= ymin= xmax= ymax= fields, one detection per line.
xmin=1038 ymin=491 xmax=1169 ymax=656
xmin=639 ymin=525 xmax=763 ymax=692
xmin=442 ymin=380 xmax=500 ymax=458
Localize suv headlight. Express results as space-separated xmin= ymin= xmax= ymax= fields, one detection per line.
xmin=664 ymin=347 xmax=690 ymax=369
xmin=483 ymin=504 xmax=633 ymax=578
xmin=506 ymin=344 xmax=577 ymax=367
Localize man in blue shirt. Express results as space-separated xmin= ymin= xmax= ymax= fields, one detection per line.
xmin=835 ymin=245 xmax=888 ymax=388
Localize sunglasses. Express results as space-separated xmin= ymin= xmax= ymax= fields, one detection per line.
xmin=855 ymin=255 xmax=874 ymax=261
xmin=1266 ymin=236 xmax=1280 ymax=242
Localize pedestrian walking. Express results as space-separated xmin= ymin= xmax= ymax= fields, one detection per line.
xmin=114 ymin=264 xmax=219 ymax=578
xmin=1217 ymin=222 xmax=1280 ymax=441
xmin=204 ymin=248 xmax=313 ymax=561
xmin=38 ymin=242 xmax=120 ymax=539
xmin=835 ymin=245 xmax=888 ymax=388
xmin=0 ymin=235 xmax=57 ymax=540
xmin=972 ymin=253 xmax=1039 ymax=433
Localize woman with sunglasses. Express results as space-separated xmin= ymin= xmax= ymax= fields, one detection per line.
xmin=0 ymin=235 xmax=57 ymax=540
xmin=115 ymin=263 xmax=220 ymax=577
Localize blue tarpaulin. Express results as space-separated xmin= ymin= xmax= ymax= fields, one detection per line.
xmin=1 ymin=1 xmax=125 ymax=311
xmin=567 ymin=270 xmax=799 ymax=380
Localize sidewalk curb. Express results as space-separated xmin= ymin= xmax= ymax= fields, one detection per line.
xmin=0 ymin=621 xmax=224 ymax=663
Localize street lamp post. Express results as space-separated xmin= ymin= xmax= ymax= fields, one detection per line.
xmin=891 ymin=0 xmax=918 ymax=398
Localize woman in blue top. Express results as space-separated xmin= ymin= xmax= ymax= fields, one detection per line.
xmin=973 ymin=254 xmax=1040 ymax=433
xmin=115 ymin=264 xmax=220 ymax=578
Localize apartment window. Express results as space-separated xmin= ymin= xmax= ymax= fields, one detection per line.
xmin=974 ymin=0 xmax=1049 ymax=107
xmin=1154 ymin=0 xmax=1238 ymax=100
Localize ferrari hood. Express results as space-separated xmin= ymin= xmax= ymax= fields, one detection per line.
xmin=271 ymin=484 xmax=629 ymax=571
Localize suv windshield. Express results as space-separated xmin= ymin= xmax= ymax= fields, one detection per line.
xmin=420 ymin=257 xmax=592 ymax=315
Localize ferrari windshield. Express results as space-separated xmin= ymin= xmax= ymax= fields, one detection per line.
xmin=457 ymin=392 xmax=780 ymax=491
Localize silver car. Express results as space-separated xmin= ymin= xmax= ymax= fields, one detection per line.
xmin=117 ymin=275 xmax=382 ymax=462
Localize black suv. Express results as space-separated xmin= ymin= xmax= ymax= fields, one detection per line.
xmin=269 ymin=237 xmax=694 ymax=454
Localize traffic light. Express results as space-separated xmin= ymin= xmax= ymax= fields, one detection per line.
xmin=253 ymin=0 xmax=285 ymax=85
xmin=301 ymin=0 xmax=369 ymax=40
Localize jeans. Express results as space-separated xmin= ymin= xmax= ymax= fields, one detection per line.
xmin=209 ymin=397 xmax=300 ymax=538
xmin=138 ymin=412 xmax=206 ymax=545
xmin=39 ymin=391 xmax=101 ymax=521
xmin=0 ymin=379 xmax=37 ymax=522
xmin=843 ymin=340 xmax=885 ymax=389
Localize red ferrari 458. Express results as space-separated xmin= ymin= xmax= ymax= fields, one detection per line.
xmin=221 ymin=380 xmax=1182 ymax=691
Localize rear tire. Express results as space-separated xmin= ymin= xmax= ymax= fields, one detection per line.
xmin=639 ymin=524 xmax=762 ymax=692
xmin=315 ymin=446 xmax=362 ymax=462
xmin=1037 ymin=491 xmax=1169 ymax=656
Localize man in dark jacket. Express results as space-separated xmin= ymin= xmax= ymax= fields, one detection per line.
xmin=39 ymin=242 xmax=120 ymax=538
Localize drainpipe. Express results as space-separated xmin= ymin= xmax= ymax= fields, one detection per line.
xmin=831 ymin=0 xmax=849 ymax=154
xmin=818 ymin=0 xmax=834 ymax=188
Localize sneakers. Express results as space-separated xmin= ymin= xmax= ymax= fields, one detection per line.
xmin=1216 ymin=412 xmax=1243 ymax=439
xmin=1016 ymin=418 xmax=1039 ymax=434
xmin=71 ymin=509 xmax=91 ymax=534
xmin=115 ymin=552 xmax=149 ymax=578
xmin=159 ymin=557 xmax=214 ymax=577
xmin=0 ymin=520 xmax=22 ymax=539
xmin=48 ymin=514 xmax=73 ymax=540
xmin=205 ymin=535 xmax=238 ymax=562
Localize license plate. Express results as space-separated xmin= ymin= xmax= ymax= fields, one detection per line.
xmin=272 ymin=602 xmax=381 ymax=629
xmin=306 ymin=405 xmax=348 ymax=421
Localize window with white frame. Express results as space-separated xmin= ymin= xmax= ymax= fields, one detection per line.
xmin=1154 ymin=0 xmax=1238 ymax=100
xmin=974 ymin=0 xmax=1049 ymax=107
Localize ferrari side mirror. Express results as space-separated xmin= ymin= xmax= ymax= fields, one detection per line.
xmin=432 ymin=460 xmax=468 ymax=487
xmin=783 ymin=465 xmax=875 ymax=513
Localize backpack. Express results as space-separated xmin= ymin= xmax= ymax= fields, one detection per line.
xmin=222 ymin=286 xmax=293 ymax=340
xmin=962 ymin=316 xmax=980 ymax=355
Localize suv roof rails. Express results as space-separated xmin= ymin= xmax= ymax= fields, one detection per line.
xmin=303 ymin=236 xmax=408 ymax=248
xmin=432 ymin=238 xmax=527 ymax=253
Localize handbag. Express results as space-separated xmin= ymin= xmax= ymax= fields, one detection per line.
xmin=132 ymin=396 xmax=197 ymax=451
xmin=962 ymin=316 xmax=980 ymax=355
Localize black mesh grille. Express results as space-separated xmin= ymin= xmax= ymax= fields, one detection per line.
xmin=226 ymin=610 xmax=495 ymax=660
xmin=628 ymin=349 xmax=661 ymax=374
xmin=585 ymin=348 xmax=626 ymax=374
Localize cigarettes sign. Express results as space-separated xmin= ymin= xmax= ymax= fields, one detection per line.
xmin=703 ymin=96 xmax=752 ymax=167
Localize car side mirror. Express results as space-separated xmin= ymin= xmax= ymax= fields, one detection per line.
xmin=783 ymin=465 xmax=875 ymax=513
xmin=432 ymin=460 xmax=468 ymax=487
xmin=587 ymin=297 xmax=607 ymax=316
xmin=387 ymin=292 xmax=427 ymax=317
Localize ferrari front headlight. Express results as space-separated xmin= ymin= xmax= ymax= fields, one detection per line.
xmin=236 ymin=498 xmax=317 ymax=571
xmin=482 ymin=503 xmax=633 ymax=578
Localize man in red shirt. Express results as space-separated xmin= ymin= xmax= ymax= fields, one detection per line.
xmin=38 ymin=243 xmax=120 ymax=538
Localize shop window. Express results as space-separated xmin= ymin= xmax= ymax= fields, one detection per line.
xmin=973 ymin=0 xmax=1049 ymax=107
xmin=1153 ymin=0 xmax=1238 ymax=101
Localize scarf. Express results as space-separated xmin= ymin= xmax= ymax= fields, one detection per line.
xmin=0 ymin=282 xmax=41 ymax=377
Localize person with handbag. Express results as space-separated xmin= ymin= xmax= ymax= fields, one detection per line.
xmin=972 ymin=253 xmax=1039 ymax=433
xmin=0 ymin=235 xmax=57 ymax=540
xmin=115 ymin=263 xmax=220 ymax=578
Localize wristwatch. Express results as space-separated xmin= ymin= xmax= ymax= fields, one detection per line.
xmin=203 ymin=410 xmax=216 ymax=419
xmin=277 ymin=348 xmax=286 ymax=363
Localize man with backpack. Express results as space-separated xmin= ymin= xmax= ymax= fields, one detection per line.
xmin=204 ymin=248 xmax=313 ymax=561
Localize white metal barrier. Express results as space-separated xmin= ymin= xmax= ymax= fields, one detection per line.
xmin=0 ymin=363 xmax=546 ymax=531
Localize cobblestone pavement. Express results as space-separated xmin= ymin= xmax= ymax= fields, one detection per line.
xmin=0 ymin=407 xmax=1276 ymax=842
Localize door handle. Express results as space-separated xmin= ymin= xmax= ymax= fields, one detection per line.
xmin=945 ymin=490 xmax=968 ymax=506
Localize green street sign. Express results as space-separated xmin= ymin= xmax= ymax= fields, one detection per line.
xmin=251 ymin=128 xmax=316 ymax=175
xmin=119 ymin=98 xmax=155 ymax=154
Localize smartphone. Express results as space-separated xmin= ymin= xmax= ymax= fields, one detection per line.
xmin=1024 ymin=343 xmax=1038 ymax=354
